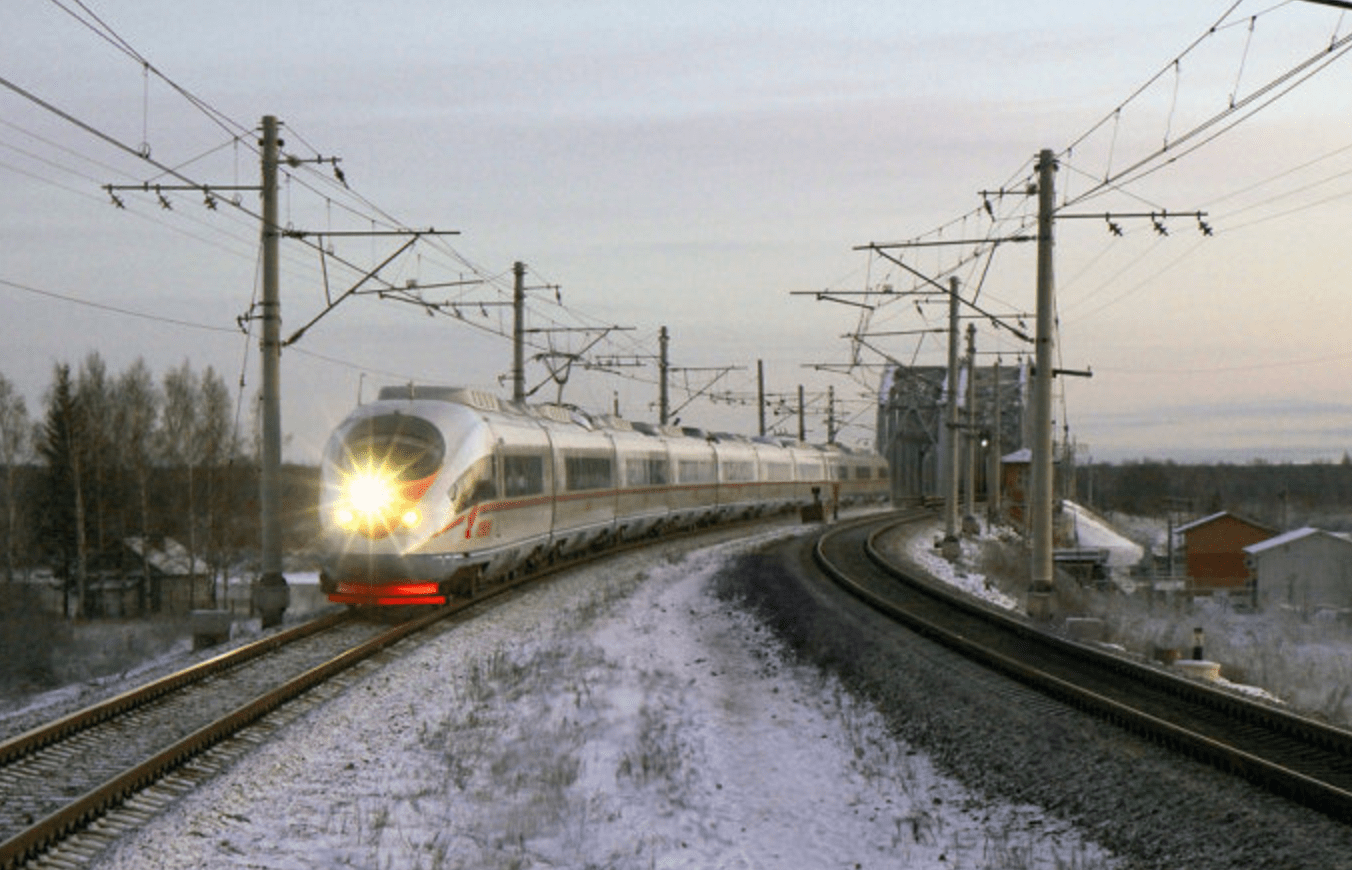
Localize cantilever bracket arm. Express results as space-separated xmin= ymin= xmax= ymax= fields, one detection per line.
xmin=869 ymin=248 xmax=1033 ymax=344
xmin=283 ymin=234 xmax=421 ymax=346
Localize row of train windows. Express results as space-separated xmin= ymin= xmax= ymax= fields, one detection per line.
xmin=494 ymin=453 xmax=886 ymax=499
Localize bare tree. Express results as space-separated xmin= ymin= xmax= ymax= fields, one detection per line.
xmin=161 ymin=361 xmax=201 ymax=607
xmin=114 ymin=359 xmax=160 ymax=612
xmin=0 ymin=374 xmax=30 ymax=583
xmin=197 ymin=366 xmax=234 ymax=604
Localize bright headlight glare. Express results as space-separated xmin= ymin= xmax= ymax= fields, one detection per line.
xmin=335 ymin=508 xmax=356 ymax=530
xmin=401 ymin=509 xmax=420 ymax=528
xmin=347 ymin=472 xmax=396 ymax=513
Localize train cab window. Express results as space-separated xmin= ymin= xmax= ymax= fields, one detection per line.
xmin=449 ymin=455 xmax=497 ymax=514
xmin=340 ymin=413 xmax=445 ymax=482
xmin=565 ymin=455 xmax=613 ymax=491
xmin=855 ymin=465 xmax=873 ymax=480
xmin=504 ymin=454 xmax=545 ymax=497
xmin=834 ymin=465 xmax=848 ymax=481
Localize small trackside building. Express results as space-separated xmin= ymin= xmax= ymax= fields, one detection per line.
xmin=1243 ymin=527 xmax=1352 ymax=615
xmin=1175 ymin=511 xmax=1277 ymax=595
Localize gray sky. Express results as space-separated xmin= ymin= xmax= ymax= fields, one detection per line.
xmin=4 ymin=1 xmax=1352 ymax=462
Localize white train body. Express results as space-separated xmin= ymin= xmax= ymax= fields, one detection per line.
xmin=318 ymin=386 xmax=889 ymax=606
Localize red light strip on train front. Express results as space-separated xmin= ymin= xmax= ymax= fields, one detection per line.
xmin=330 ymin=581 xmax=445 ymax=606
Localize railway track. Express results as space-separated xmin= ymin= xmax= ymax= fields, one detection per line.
xmin=813 ymin=511 xmax=1352 ymax=823
xmin=0 ymin=606 xmax=446 ymax=869
xmin=0 ymin=509 xmax=820 ymax=868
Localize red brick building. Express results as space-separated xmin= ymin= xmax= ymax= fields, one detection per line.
xmin=1176 ymin=511 xmax=1277 ymax=592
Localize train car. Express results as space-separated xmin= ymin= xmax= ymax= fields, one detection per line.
xmin=318 ymin=385 xmax=889 ymax=606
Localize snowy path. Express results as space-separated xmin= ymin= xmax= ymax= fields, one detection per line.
xmin=92 ymin=526 xmax=1114 ymax=869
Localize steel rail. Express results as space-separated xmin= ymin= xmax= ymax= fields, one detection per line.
xmin=0 ymin=609 xmax=350 ymax=767
xmin=0 ymin=605 xmax=444 ymax=868
xmin=811 ymin=513 xmax=1352 ymax=823
xmin=0 ymin=508 xmax=824 ymax=868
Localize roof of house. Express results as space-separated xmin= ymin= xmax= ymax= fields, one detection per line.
xmin=124 ymin=536 xmax=211 ymax=576
xmin=1244 ymin=526 xmax=1352 ymax=556
xmin=1175 ymin=511 xmax=1276 ymax=536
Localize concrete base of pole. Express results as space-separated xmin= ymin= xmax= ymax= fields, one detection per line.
xmin=1173 ymin=659 xmax=1221 ymax=681
xmin=940 ymin=534 xmax=961 ymax=561
xmin=190 ymin=609 xmax=233 ymax=650
xmin=253 ymin=573 xmax=290 ymax=628
xmin=1026 ymin=583 xmax=1054 ymax=620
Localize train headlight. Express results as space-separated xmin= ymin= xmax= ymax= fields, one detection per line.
xmin=401 ymin=508 xmax=420 ymax=528
xmin=348 ymin=471 xmax=397 ymax=515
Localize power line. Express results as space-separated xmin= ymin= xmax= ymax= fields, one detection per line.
xmin=0 ymin=275 xmax=238 ymax=334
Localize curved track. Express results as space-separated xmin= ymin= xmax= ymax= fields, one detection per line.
xmin=0 ymin=608 xmax=445 ymax=869
xmin=813 ymin=511 xmax=1352 ymax=823
xmin=0 ymin=509 xmax=818 ymax=868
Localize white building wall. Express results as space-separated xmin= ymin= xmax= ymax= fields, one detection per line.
xmin=1251 ymin=533 xmax=1352 ymax=613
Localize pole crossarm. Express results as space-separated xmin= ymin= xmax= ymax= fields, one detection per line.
xmin=282 ymin=228 xmax=460 ymax=239
xmin=867 ymin=248 xmax=1034 ymax=343
xmin=524 ymin=326 xmax=635 ymax=335
xmin=852 ymin=234 xmax=1036 ymax=250
xmin=788 ymin=291 xmax=875 ymax=311
xmin=845 ymin=328 xmax=947 ymax=338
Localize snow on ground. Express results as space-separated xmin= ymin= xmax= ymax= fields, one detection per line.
xmin=1062 ymin=502 xmax=1143 ymax=571
xmin=94 ymin=525 xmax=1115 ymax=869
xmin=903 ymin=523 xmax=1020 ymax=611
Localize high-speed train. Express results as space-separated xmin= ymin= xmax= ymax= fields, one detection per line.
xmin=317 ymin=385 xmax=890 ymax=606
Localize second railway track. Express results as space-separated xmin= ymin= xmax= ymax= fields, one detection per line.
xmin=814 ymin=510 xmax=1352 ymax=823
xmin=0 ymin=609 xmax=424 ymax=868
xmin=0 ymin=510 xmax=821 ymax=869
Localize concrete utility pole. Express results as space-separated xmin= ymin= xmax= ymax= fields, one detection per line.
xmin=512 ymin=261 xmax=526 ymax=403
xmin=942 ymin=276 xmax=961 ymax=559
xmin=658 ymin=326 xmax=670 ymax=425
xmin=827 ymin=385 xmax=836 ymax=444
xmin=964 ymin=323 xmax=977 ymax=531
xmin=254 ymin=115 xmax=289 ymax=627
xmin=757 ymin=359 xmax=766 ymax=436
xmin=1028 ymin=148 xmax=1058 ymax=619
xmin=988 ymin=358 xmax=1003 ymax=522
xmin=797 ymin=385 xmax=806 ymax=442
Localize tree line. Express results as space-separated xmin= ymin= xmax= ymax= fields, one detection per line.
xmin=1077 ymin=456 xmax=1352 ymax=531
xmin=0 ymin=353 xmax=273 ymax=618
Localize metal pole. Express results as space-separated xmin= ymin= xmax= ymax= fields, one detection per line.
xmin=512 ymin=261 xmax=525 ymax=403
xmin=942 ymin=276 xmax=961 ymax=559
xmin=964 ymin=323 xmax=977 ymax=529
xmin=658 ymin=326 xmax=669 ymax=425
xmin=827 ymin=385 xmax=836 ymax=444
xmin=1029 ymin=148 xmax=1058 ymax=618
xmin=254 ymin=115 xmax=288 ymax=627
xmin=988 ymin=358 xmax=1003 ymax=522
xmin=797 ymin=385 xmax=806 ymax=442
xmin=757 ymin=359 xmax=766 ymax=436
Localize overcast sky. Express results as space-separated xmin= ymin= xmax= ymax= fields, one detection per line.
xmin=4 ymin=0 xmax=1352 ymax=463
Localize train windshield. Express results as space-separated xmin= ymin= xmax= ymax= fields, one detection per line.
xmin=339 ymin=413 xmax=445 ymax=481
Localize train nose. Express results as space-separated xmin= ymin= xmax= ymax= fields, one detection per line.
xmin=332 ymin=470 xmax=435 ymax=539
